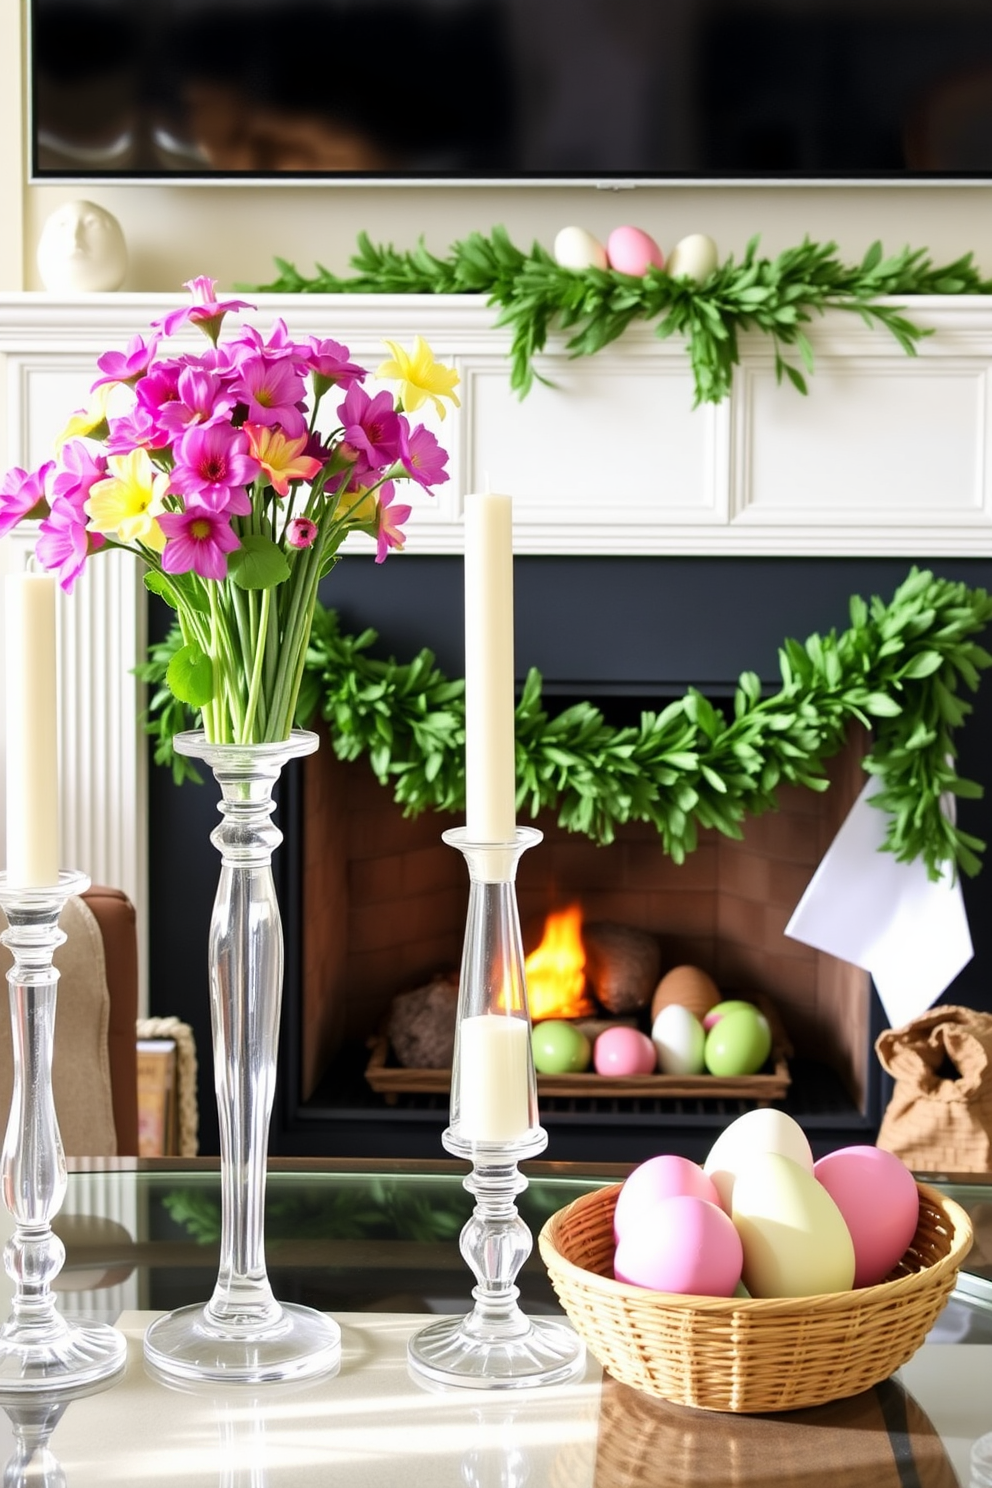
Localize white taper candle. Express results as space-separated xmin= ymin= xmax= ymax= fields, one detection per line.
xmin=5 ymin=572 xmax=59 ymax=887
xmin=464 ymin=491 xmax=516 ymax=843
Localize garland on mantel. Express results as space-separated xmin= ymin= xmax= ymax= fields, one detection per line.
xmin=251 ymin=228 xmax=992 ymax=405
xmin=139 ymin=568 xmax=992 ymax=882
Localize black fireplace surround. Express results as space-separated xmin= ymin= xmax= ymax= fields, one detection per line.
xmin=148 ymin=554 xmax=992 ymax=1160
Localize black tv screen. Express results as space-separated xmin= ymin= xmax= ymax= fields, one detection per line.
xmin=30 ymin=0 xmax=992 ymax=182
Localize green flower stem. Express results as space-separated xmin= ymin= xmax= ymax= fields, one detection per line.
xmin=241 ymin=584 xmax=272 ymax=742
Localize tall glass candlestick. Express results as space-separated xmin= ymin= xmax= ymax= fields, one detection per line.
xmin=407 ymin=827 xmax=586 ymax=1390
xmin=0 ymin=871 xmax=127 ymax=1391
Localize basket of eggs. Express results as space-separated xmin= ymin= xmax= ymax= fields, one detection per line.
xmin=538 ymin=1109 xmax=973 ymax=1413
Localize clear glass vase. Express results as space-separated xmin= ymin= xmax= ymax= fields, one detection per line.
xmin=142 ymin=731 xmax=341 ymax=1386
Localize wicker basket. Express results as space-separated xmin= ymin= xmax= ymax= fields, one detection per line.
xmin=538 ymin=1179 xmax=972 ymax=1413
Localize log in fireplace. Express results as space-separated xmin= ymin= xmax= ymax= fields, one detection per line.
xmin=149 ymin=552 xmax=992 ymax=1160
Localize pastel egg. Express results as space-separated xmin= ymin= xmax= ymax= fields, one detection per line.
xmin=553 ymin=225 xmax=609 ymax=271
xmin=606 ymin=225 xmax=664 ymax=276
xmin=732 ymin=1152 xmax=855 ymax=1297
xmin=813 ymin=1146 xmax=920 ymax=1287
xmin=666 ymin=233 xmax=719 ymax=283
xmin=702 ymin=998 xmax=757 ymax=1031
xmin=703 ymin=1006 xmax=772 ymax=1077
xmin=651 ymin=1004 xmax=706 ymax=1075
xmin=614 ymin=1194 xmax=743 ymax=1295
xmin=651 ymin=965 xmax=721 ymax=1023
xmin=593 ymin=1025 xmax=656 ymax=1076
xmin=613 ymin=1154 xmax=721 ymax=1241
xmin=531 ymin=1019 xmax=591 ymax=1075
xmin=704 ymin=1109 xmax=813 ymax=1212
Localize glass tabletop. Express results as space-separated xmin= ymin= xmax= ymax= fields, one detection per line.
xmin=53 ymin=1158 xmax=624 ymax=1325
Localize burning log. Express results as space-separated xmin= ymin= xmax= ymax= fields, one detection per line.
xmin=583 ymin=922 xmax=662 ymax=1016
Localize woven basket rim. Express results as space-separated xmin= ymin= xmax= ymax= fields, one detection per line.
xmin=538 ymin=1177 xmax=973 ymax=1313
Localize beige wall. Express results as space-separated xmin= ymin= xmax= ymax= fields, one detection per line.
xmin=5 ymin=1 xmax=992 ymax=294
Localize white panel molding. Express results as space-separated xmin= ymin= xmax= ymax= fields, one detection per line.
xmin=0 ymin=289 xmax=989 ymax=1015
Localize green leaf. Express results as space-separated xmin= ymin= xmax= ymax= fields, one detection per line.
xmin=166 ymin=643 xmax=214 ymax=708
xmin=228 ymin=534 xmax=291 ymax=590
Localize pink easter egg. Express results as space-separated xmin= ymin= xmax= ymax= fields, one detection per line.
xmin=812 ymin=1146 xmax=920 ymax=1288
xmin=614 ymin=1194 xmax=743 ymax=1295
xmin=606 ymin=225 xmax=664 ymax=276
xmin=593 ymin=1025 xmax=656 ymax=1077
xmin=614 ymin=1154 xmax=722 ymax=1241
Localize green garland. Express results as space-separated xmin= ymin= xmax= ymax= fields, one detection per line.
xmin=139 ymin=568 xmax=992 ymax=882
xmin=251 ymin=228 xmax=992 ymax=406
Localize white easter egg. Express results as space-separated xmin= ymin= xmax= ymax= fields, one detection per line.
xmin=554 ymin=225 xmax=609 ymax=271
xmin=651 ymin=1003 xmax=706 ymax=1075
xmin=732 ymin=1152 xmax=855 ymax=1297
xmin=666 ymin=233 xmax=719 ymax=284
xmin=703 ymin=1108 xmax=813 ymax=1212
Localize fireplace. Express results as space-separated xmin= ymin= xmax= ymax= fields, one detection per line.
xmin=214 ymin=550 xmax=987 ymax=1164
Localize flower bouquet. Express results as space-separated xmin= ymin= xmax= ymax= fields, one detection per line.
xmin=1 ymin=276 xmax=458 ymax=742
xmin=0 ymin=279 xmax=460 ymax=1385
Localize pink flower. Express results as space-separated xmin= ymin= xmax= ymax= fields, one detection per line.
xmin=399 ymin=422 xmax=449 ymax=489
xmin=159 ymin=505 xmax=241 ymax=581
xmin=234 ymin=355 xmax=308 ymax=437
xmin=105 ymin=406 xmax=170 ymax=454
xmin=339 ymin=385 xmax=402 ymax=471
xmin=375 ymin=480 xmax=412 ymax=563
xmin=153 ymin=277 xmax=253 ymax=342
xmin=304 ymin=337 xmax=365 ymax=390
xmin=172 ymin=424 xmax=259 ymax=514
xmin=286 ymin=516 xmax=318 ymax=549
xmin=0 ymin=463 xmax=53 ymax=538
xmin=91 ymin=333 xmax=160 ymax=389
xmin=36 ymin=497 xmax=105 ymax=593
xmin=52 ymin=441 xmax=108 ymax=511
xmin=135 ymin=360 xmax=184 ymax=427
xmin=156 ymin=366 xmax=238 ymax=436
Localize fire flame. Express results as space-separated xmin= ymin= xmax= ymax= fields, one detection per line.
xmin=525 ymin=905 xmax=595 ymax=1022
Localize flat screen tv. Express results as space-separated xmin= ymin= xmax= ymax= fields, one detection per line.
xmin=30 ymin=0 xmax=992 ymax=183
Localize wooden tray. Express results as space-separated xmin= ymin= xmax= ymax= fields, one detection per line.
xmin=365 ymin=995 xmax=792 ymax=1106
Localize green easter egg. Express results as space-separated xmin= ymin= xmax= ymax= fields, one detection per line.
xmin=531 ymin=1020 xmax=591 ymax=1074
xmin=704 ymin=1006 xmax=772 ymax=1077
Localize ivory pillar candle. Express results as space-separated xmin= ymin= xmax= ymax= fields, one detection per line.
xmin=457 ymin=1014 xmax=532 ymax=1143
xmin=5 ymin=573 xmax=59 ymax=887
xmin=463 ymin=492 xmax=516 ymax=843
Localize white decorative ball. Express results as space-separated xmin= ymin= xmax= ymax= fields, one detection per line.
xmin=553 ymin=225 xmax=609 ymax=271
xmin=37 ymin=200 xmax=128 ymax=293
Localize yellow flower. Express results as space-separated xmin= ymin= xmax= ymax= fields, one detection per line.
xmin=377 ymin=336 xmax=460 ymax=420
xmin=54 ymin=384 xmax=112 ymax=451
xmin=334 ymin=483 xmax=378 ymax=525
xmin=85 ymin=449 xmax=169 ymax=550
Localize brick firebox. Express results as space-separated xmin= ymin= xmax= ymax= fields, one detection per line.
xmin=301 ymin=721 xmax=872 ymax=1119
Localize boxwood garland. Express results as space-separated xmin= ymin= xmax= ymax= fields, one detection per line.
xmin=140 ymin=567 xmax=992 ymax=882
xmin=251 ymin=228 xmax=992 ymax=406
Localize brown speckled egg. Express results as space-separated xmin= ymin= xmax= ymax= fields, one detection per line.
xmin=651 ymin=965 xmax=721 ymax=1024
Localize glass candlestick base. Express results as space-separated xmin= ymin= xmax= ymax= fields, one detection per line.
xmin=407 ymin=828 xmax=585 ymax=1391
xmin=0 ymin=871 xmax=127 ymax=1393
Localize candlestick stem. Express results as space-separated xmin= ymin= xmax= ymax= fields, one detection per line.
xmin=407 ymin=828 xmax=585 ymax=1389
xmin=0 ymin=871 xmax=126 ymax=1392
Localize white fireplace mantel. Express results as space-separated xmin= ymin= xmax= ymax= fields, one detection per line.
xmin=0 ymin=289 xmax=990 ymax=1008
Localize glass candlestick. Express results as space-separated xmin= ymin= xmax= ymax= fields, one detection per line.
xmin=0 ymin=871 xmax=127 ymax=1392
xmin=407 ymin=827 xmax=586 ymax=1390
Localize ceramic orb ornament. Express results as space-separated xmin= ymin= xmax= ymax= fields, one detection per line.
xmin=37 ymin=200 xmax=128 ymax=292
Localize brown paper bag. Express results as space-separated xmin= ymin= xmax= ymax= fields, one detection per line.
xmin=875 ymin=1004 xmax=992 ymax=1171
